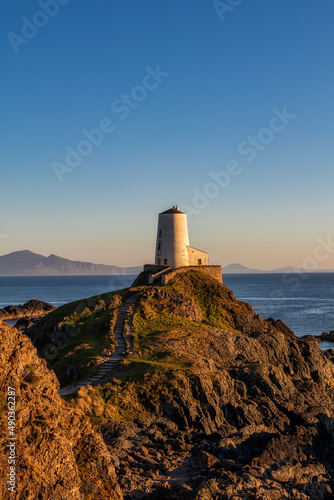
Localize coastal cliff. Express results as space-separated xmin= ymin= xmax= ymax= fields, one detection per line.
xmin=17 ymin=271 xmax=334 ymax=497
xmin=0 ymin=322 xmax=122 ymax=499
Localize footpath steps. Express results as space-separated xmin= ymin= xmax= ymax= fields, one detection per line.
xmin=58 ymin=292 xmax=139 ymax=396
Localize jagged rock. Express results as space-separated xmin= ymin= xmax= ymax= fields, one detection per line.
xmin=0 ymin=323 xmax=122 ymax=499
xmin=0 ymin=299 xmax=56 ymax=320
xmin=320 ymin=331 xmax=334 ymax=342
xmin=14 ymin=316 xmax=40 ymax=330
xmin=66 ymin=365 xmax=82 ymax=382
xmin=197 ymin=450 xmax=220 ymax=469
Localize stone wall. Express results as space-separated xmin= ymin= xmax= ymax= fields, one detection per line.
xmin=134 ymin=265 xmax=223 ymax=286
xmin=148 ymin=266 xmax=172 ymax=284
xmin=144 ymin=264 xmax=170 ymax=273
xmin=162 ymin=265 xmax=223 ymax=285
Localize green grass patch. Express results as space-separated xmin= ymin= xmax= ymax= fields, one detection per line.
xmin=168 ymin=270 xmax=242 ymax=329
xmin=131 ymin=301 xmax=197 ymax=370
xmin=69 ymin=364 xmax=188 ymax=425
xmin=133 ymin=303 xmax=199 ymax=346
xmin=117 ymin=355 xmax=192 ymax=381
xmin=37 ymin=287 xmax=131 ymax=333
xmin=48 ymin=308 xmax=116 ymax=385
xmin=26 ymin=287 xmax=137 ymax=386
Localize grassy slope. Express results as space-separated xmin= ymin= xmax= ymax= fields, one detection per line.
xmin=169 ymin=270 xmax=256 ymax=331
xmin=32 ymin=288 xmax=131 ymax=385
xmin=49 ymin=307 xmax=117 ymax=384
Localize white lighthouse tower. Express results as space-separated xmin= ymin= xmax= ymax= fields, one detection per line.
xmin=155 ymin=205 xmax=209 ymax=268
xmin=155 ymin=206 xmax=189 ymax=268
xmin=134 ymin=205 xmax=222 ymax=286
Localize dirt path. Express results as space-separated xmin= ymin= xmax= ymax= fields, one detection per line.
xmin=59 ymin=293 xmax=139 ymax=396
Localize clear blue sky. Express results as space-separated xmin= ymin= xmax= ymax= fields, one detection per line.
xmin=1 ymin=0 xmax=334 ymax=269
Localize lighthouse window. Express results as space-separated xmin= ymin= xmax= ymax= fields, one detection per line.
xmin=198 ymin=259 xmax=202 ymax=265
xmin=164 ymin=258 xmax=168 ymax=265
xmin=159 ymin=230 xmax=162 ymax=238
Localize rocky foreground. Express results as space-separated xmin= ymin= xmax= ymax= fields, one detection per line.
xmin=2 ymin=270 xmax=334 ymax=498
xmin=0 ymin=322 xmax=122 ymax=499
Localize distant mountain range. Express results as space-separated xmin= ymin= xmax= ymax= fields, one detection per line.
xmin=0 ymin=251 xmax=332 ymax=276
xmin=0 ymin=251 xmax=142 ymax=276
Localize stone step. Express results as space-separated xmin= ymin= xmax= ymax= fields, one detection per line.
xmin=59 ymin=294 xmax=139 ymax=396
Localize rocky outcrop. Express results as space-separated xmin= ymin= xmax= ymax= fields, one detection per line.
xmin=0 ymin=323 xmax=122 ymax=499
xmin=96 ymin=328 xmax=334 ymax=498
xmin=320 ymin=331 xmax=334 ymax=342
xmin=0 ymin=299 xmax=56 ymax=321
xmin=12 ymin=270 xmax=334 ymax=499
xmin=71 ymin=271 xmax=334 ymax=499
xmin=14 ymin=316 xmax=40 ymax=330
xmin=139 ymin=287 xmax=203 ymax=322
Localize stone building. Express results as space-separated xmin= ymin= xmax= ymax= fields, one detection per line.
xmin=132 ymin=206 xmax=222 ymax=286
xmin=155 ymin=206 xmax=209 ymax=268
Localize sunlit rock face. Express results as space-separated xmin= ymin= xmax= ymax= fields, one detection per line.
xmin=0 ymin=322 xmax=122 ymax=500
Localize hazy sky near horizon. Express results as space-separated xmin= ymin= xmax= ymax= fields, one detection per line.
xmin=1 ymin=1 xmax=334 ymax=270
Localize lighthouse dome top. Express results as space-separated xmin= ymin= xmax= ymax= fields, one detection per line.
xmin=159 ymin=205 xmax=185 ymax=215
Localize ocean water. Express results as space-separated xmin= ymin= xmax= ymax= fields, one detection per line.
xmin=223 ymin=273 xmax=334 ymax=349
xmin=0 ymin=275 xmax=136 ymax=308
xmin=1 ymin=273 xmax=333 ymax=344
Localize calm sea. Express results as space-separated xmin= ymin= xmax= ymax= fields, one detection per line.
xmin=0 ymin=275 xmax=136 ymax=308
xmin=1 ymin=274 xmax=334 ymax=346
xmin=223 ymin=273 xmax=334 ymax=349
